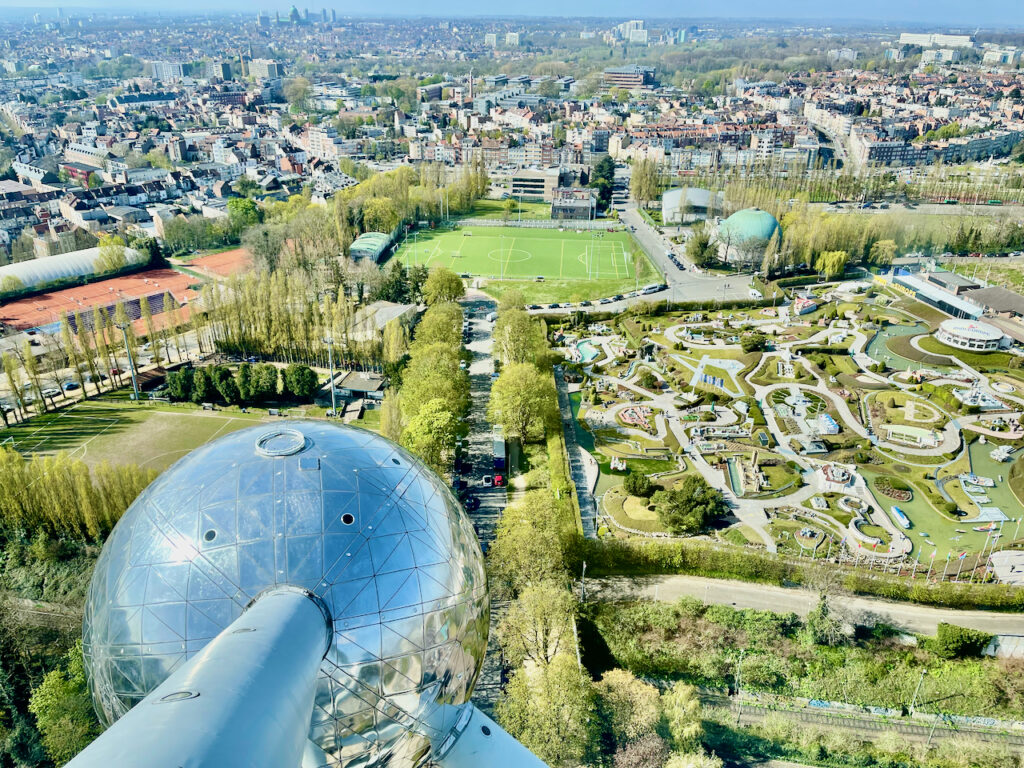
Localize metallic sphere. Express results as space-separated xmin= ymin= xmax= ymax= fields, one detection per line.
xmin=82 ymin=421 xmax=489 ymax=768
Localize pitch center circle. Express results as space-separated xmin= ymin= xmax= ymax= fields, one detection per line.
xmin=487 ymin=248 xmax=531 ymax=263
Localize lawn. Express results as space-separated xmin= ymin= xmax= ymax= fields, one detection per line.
xmin=465 ymin=198 xmax=553 ymax=220
xmin=393 ymin=225 xmax=640 ymax=280
xmin=0 ymin=399 xmax=272 ymax=471
xmin=916 ymin=335 xmax=1016 ymax=368
xmin=860 ymin=466 xmax=995 ymax=558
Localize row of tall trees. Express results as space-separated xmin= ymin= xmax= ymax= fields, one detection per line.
xmin=378 ymin=268 xmax=468 ymax=476
xmin=0 ymin=448 xmax=156 ymax=543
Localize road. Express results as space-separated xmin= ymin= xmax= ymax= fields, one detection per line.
xmin=461 ymin=294 xmax=508 ymax=713
xmin=589 ymin=574 xmax=1024 ymax=636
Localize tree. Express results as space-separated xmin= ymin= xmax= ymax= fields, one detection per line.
xmin=192 ymin=367 xmax=214 ymax=403
xmin=283 ymin=76 xmax=311 ymax=111
xmin=637 ymin=369 xmax=658 ymax=390
xmin=653 ymin=475 xmax=728 ymax=535
xmin=613 ymin=734 xmax=669 ymax=768
xmin=28 ymin=640 xmax=100 ymax=766
xmin=662 ymin=682 xmax=703 ymax=752
xmin=503 ymin=196 xmax=517 ymax=221
xmin=497 ymin=288 xmax=526 ymax=313
xmin=630 ymin=159 xmax=660 ymax=209
xmin=596 ymin=669 xmax=661 ymax=748
xmin=234 ymin=175 xmax=261 ymax=198
xmin=167 ymin=366 xmax=194 ymax=401
xmin=487 ymin=491 xmax=569 ymax=599
xmin=422 ymin=267 xmax=465 ymax=305
xmin=379 ymin=390 xmax=404 ymax=443
xmin=282 ymin=364 xmax=318 ymax=400
xmin=362 ymin=196 xmax=399 ymax=233
xmin=414 ymin=302 xmax=462 ymax=346
xmin=664 ymin=753 xmax=724 ymax=768
xmin=496 ymin=582 xmax=575 ymax=666
xmin=227 ymin=197 xmax=262 ymax=231
xmin=95 ymin=234 xmax=128 ymax=274
xmin=493 ymin=309 xmax=545 ymax=366
xmin=400 ymin=397 xmax=460 ymax=475
xmin=382 ymin=318 xmax=409 ymax=364
xmin=487 ymin=363 xmax=555 ymax=442
xmin=929 ymin=622 xmax=993 ymax=659
xmin=869 ymin=239 xmax=897 ymax=266
xmin=741 ymin=332 xmax=768 ymax=353
xmin=0 ymin=275 xmax=24 ymax=295
xmin=686 ymin=224 xmax=718 ymax=267
xmin=623 ymin=471 xmax=654 ymax=498
xmin=495 ymin=654 xmax=598 ymax=768
xmin=804 ymin=594 xmax=845 ymax=647
xmin=814 ymin=249 xmax=849 ymax=279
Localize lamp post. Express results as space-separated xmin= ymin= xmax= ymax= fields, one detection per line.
xmin=117 ymin=322 xmax=140 ymax=402
xmin=324 ymin=335 xmax=337 ymax=418
xmin=910 ymin=668 xmax=928 ymax=713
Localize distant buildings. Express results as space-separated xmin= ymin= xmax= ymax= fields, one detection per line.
xmin=248 ymin=58 xmax=282 ymax=79
xmin=550 ymin=188 xmax=597 ymax=220
xmin=897 ymin=32 xmax=974 ymax=48
xmin=505 ymin=32 xmax=520 ymax=46
xmin=602 ymin=66 xmax=657 ymax=89
xmin=150 ymin=60 xmax=184 ymax=82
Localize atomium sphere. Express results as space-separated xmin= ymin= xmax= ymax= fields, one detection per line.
xmin=82 ymin=421 xmax=489 ymax=768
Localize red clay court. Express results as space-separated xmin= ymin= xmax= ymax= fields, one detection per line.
xmin=0 ymin=269 xmax=201 ymax=331
xmin=183 ymin=248 xmax=253 ymax=279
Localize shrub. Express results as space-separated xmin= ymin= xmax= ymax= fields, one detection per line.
xmin=928 ymin=622 xmax=993 ymax=659
xmin=623 ymin=472 xmax=655 ymax=499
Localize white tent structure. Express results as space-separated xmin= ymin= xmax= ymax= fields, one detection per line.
xmin=0 ymin=246 xmax=145 ymax=291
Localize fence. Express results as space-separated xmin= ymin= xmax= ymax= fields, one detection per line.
xmin=454 ymin=218 xmax=624 ymax=231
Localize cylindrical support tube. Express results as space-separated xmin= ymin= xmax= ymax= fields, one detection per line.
xmin=68 ymin=588 xmax=331 ymax=768
xmin=433 ymin=704 xmax=548 ymax=768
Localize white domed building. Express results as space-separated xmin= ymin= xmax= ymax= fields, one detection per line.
xmin=935 ymin=319 xmax=1009 ymax=352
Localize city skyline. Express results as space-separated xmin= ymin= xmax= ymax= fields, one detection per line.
xmin=0 ymin=1 xmax=1020 ymax=27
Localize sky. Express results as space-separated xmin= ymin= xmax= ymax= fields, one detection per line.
xmin=0 ymin=0 xmax=1020 ymax=26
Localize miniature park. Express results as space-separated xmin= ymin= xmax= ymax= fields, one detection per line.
xmin=554 ymin=275 xmax=1024 ymax=584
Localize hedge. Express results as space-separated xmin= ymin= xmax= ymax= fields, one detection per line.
xmin=574 ymin=538 xmax=1024 ymax=612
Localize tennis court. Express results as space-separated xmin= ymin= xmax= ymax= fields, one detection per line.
xmin=391 ymin=226 xmax=644 ymax=281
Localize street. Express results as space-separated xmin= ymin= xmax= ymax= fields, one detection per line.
xmin=589 ymin=574 xmax=1024 ymax=636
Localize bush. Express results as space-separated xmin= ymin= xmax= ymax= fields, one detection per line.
xmin=928 ymin=622 xmax=993 ymax=659
xmin=623 ymin=472 xmax=655 ymax=499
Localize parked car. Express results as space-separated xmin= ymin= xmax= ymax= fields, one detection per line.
xmin=494 ymin=474 xmax=505 ymax=487
xmin=464 ymin=496 xmax=481 ymax=511
xmin=482 ymin=475 xmax=493 ymax=487
xmin=42 ymin=387 xmax=60 ymax=398
xmin=62 ymin=381 xmax=80 ymax=391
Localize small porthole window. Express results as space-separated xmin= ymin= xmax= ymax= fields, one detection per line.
xmin=481 ymin=726 xmax=491 ymax=737
xmin=341 ymin=513 xmax=355 ymax=526
xmin=392 ymin=458 xmax=400 ymax=465
xmin=160 ymin=691 xmax=198 ymax=703
xmin=203 ymin=529 xmax=217 ymax=542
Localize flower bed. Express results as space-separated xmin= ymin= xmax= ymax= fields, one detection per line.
xmin=872 ymin=476 xmax=912 ymax=502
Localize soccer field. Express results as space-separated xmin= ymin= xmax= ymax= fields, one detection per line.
xmin=0 ymin=400 xmax=274 ymax=471
xmin=392 ymin=226 xmax=645 ymax=281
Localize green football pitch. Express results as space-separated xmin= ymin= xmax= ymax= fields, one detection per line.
xmin=0 ymin=400 xmax=276 ymax=471
xmin=391 ymin=226 xmax=644 ymax=281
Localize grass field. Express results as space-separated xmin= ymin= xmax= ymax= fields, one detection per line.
xmin=466 ymin=198 xmax=553 ymax=220
xmin=0 ymin=400 xmax=274 ymax=471
xmin=392 ymin=226 xmax=656 ymax=302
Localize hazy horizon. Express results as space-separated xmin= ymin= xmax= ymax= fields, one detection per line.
xmin=0 ymin=0 xmax=1020 ymax=28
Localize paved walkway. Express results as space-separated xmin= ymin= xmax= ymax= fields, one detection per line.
xmin=590 ymin=574 xmax=1024 ymax=635
xmin=554 ymin=368 xmax=597 ymax=538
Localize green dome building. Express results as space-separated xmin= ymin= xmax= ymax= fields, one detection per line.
xmin=716 ymin=208 xmax=781 ymax=265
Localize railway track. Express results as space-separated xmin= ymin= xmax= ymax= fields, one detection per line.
xmin=701 ymin=694 xmax=1024 ymax=750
